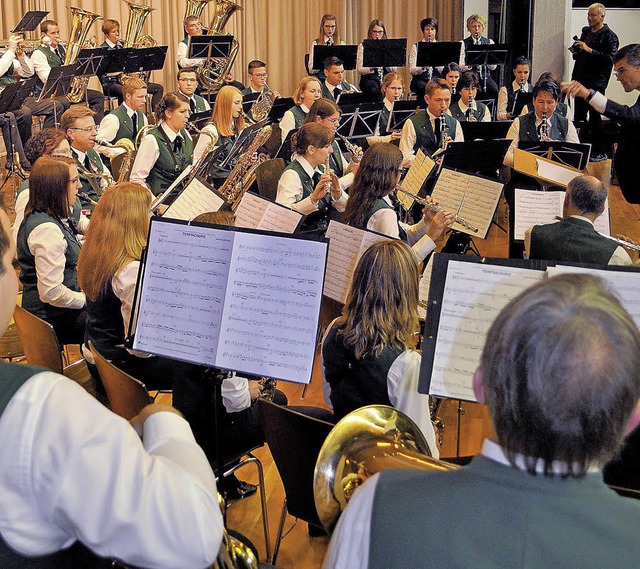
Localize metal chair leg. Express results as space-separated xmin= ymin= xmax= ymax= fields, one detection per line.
xmin=272 ymin=499 xmax=288 ymax=566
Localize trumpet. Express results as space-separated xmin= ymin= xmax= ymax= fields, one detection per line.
xmin=395 ymin=187 xmax=479 ymax=233
xmin=335 ymin=132 xmax=363 ymax=162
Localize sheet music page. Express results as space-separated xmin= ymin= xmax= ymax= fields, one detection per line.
xmin=216 ymin=232 xmax=327 ymax=383
xmin=594 ymin=200 xmax=611 ymax=236
xmin=418 ymin=255 xmax=434 ymax=320
xmin=546 ymin=265 xmax=640 ymax=328
xmin=235 ymin=193 xmax=303 ymax=234
xmin=164 ymin=177 xmax=225 ymax=221
xmin=431 ymin=169 xmax=502 ymax=239
xmin=430 ymin=261 xmax=544 ymax=401
xmin=133 ymin=222 xmax=233 ymax=365
xmin=150 ymin=165 xmax=192 ymax=211
xmin=535 ymin=158 xmax=581 ymax=187
xmin=399 ymin=149 xmax=435 ymax=209
xmin=514 ymin=189 xmax=563 ymax=241
xmin=323 ymin=221 xmax=390 ymax=303
xmin=234 ymin=192 xmax=269 ymax=229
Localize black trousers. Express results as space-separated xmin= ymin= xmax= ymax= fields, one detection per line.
xmin=574 ymin=95 xmax=607 ymax=156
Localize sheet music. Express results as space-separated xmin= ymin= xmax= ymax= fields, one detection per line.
xmin=324 ymin=221 xmax=391 ymax=303
xmin=163 ymin=177 xmax=225 ymax=221
xmin=216 ymin=231 xmax=326 ymax=382
xmin=430 ymin=261 xmax=544 ymax=401
xmin=235 ymin=192 xmax=302 ymax=234
xmin=399 ymin=149 xmax=435 ymax=209
xmin=431 ymin=169 xmax=502 ymax=239
xmin=514 ymin=189 xmax=611 ymax=240
xmin=150 ymin=165 xmax=193 ymax=211
xmin=535 ymin=158 xmax=581 ymax=187
xmin=418 ymin=255 xmax=434 ymax=320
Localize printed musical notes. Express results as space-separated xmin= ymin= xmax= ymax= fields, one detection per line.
xmin=235 ymin=192 xmax=303 ymax=234
xmin=133 ymin=219 xmax=328 ymax=384
xmin=324 ymin=221 xmax=391 ymax=303
xmin=163 ymin=177 xmax=225 ymax=221
xmin=431 ymin=168 xmax=503 ymax=239
xmin=399 ymin=149 xmax=435 ymax=210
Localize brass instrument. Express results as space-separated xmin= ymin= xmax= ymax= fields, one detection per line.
xmin=313 ymin=405 xmax=458 ymax=532
xmin=249 ymin=84 xmax=278 ymax=122
xmin=217 ymin=125 xmax=272 ymax=211
xmin=539 ymin=111 xmax=550 ymax=140
xmin=135 ymin=124 xmax=155 ymax=148
xmin=95 ymin=138 xmax=136 ymax=183
xmin=64 ymin=7 xmax=103 ymax=104
xmin=214 ymin=494 xmax=259 ymax=568
xmin=182 ymin=126 xmax=218 ymax=189
xmin=184 ymin=0 xmax=216 ymax=20
xmin=396 ymin=187 xmax=479 ymax=233
xmin=0 ymin=35 xmax=40 ymax=56
xmin=335 ymin=132 xmax=363 ymax=162
xmin=120 ymin=0 xmax=158 ymax=84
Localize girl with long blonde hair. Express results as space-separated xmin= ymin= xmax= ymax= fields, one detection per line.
xmin=280 ymin=76 xmax=322 ymax=143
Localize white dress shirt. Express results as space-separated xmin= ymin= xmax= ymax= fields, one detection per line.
xmin=497 ymin=79 xmax=531 ymax=120
xmin=280 ymin=103 xmax=309 ymax=143
xmin=0 ymin=370 xmax=223 ymax=568
xmin=31 ymin=45 xmax=61 ymax=84
xmin=177 ymin=38 xmax=205 ymax=69
xmin=0 ymin=49 xmax=33 ymax=93
xmin=192 ymin=122 xmax=220 ymax=162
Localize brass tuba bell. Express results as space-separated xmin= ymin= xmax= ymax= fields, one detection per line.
xmin=119 ymin=0 xmax=157 ymax=85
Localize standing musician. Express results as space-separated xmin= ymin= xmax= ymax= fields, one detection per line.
xmin=366 ymin=72 xmax=404 ymax=146
xmin=461 ymin=13 xmax=499 ymax=100
xmin=130 ymin=92 xmax=193 ymax=196
xmin=276 ymin=123 xmax=345 ymax=236
xmin=280 ymin=76 xmax=322 ymax=143
xmin=320 ymin=57 xmax=359 ymax=102
xmin=308 ymin=13 xmax=345 ymax=79
xmin=399 ymin=79 xmax=464 ymax=167
xmin=409 ymin=17 xmax=441 ymax=102
xmin=61 ymin=106 xmax=112 ymax=212
xmin=99 ymin=19 xmax=164 ymax=111
xmin=305 ymin=98 xmax=360 ymax=191
xmin=177 ymin=67 xmax=210 ymax=114
xmin=32 ymin=19 xmax=104 ymax=122
xmin=191 ymin=85 xmax=244 ymax=186
xmin=497 ymin=56 xmax=533 ymax=120
xmin=356 ymin=19 xmax=396 ymax=100
xmin=340 ymin=143 xmax=453 ymax=263
xmin=449 ymin=71 xmax=491 ymax=122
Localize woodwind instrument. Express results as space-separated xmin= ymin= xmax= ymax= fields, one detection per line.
xmin=323 ymin=156 xmax=332 ymax=196
xmin=438 ymin=115 xmax=449 ymax=149
xmin=539 ymin=111 xmax=550 ymax=140
xmin=335 ymin=132 xmax=363 ymax=162
xmin=396 ymin=187 xmax=479 ymax=233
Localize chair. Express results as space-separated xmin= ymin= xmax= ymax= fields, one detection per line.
xmin=12 ymin=305 xmax=90 ymax=385
xmin=255 ymin=158 xmax=285 ymax=202
xmin=259 ymin=400 xmax=334 ymax=565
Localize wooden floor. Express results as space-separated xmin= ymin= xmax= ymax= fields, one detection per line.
xmin=3 ymin=158 xmax=639 ymax=569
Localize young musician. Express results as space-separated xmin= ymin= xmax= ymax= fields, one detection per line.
xmin=449 ymin=71 xmax=491 ymax=122
xmin=497 ymin=56 xmax=533 ymax=120
xmin=356 ymin=19 xmax=396 ymax=99
xmin=177 ymin=67 xmax=210 ymax=115
xmin=366 ymin=72 xmax=404 ymax=145
xmin=241 ymin=59 xmax=269 ymax=95
xmin=409 ymin=17 xmax=440 ymax=101
xmin=442 ymin=62 xmax=462 ymax=103
xmin=130 ymin=92 xmax=193 ymax=196
xmin=320 ymin=57 xmax=359 ymax=102
xmin=461 ymin=13 xmax=499 ymax=100
xmin=340 ymin=143 xmax=453 ymax=263
xmin=280 ymin=76 xmax=322 ymax=143
xmin=308 ymin=13 xmax=345 ymax=77
xmin=276 ymin=123 xmax=345 ymax=235
xmin=321 ymin=239 xmax=439 ymax=452
xmin=192 ymin=85 xmax=245 ymax=185
xmin=17 ymin=157 xmax=86 ymax=345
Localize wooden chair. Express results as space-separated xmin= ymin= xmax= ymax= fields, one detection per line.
xmin=255 ymin=158 xmax=286 ymax=202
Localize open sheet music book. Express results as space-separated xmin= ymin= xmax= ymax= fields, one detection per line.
xmin=398 ymin=149 xmax=435 ymax=210
xmin=430 ymin=168 xmax=503 ymax=239
xmin=419 ymin=254 xmax=640 ymax=402
xmin=234 ymin=192 xmax=303 ymax=234
xmin=130 ymin=218 xmax=328 ymax=384
xmin=163 ymin=176 xmax=225 ymax=220
xmin=514 ymin=189 xmax=611 ymax=241
xmin=323 ymin=221 xmax=391 ymax=303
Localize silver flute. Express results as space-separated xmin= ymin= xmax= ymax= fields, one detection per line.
xmin=396 ymin=187 xmax=479 ymax=233
xmin=335 ymin=132 xmax=363 ymax=162
xmin=554 ymin=217 xmax=640 ymax=251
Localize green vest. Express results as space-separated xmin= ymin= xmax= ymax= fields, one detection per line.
xmin=449 ymin=100 xmax=488 ymax=122
xmin=191 ymin=94 xmax=209 ymax=114
xmin=0 ymin=64 xmax=15 ymax=88
xmin=518 ymin=111 xmax=569 ymax=142
xmin=33 ymin=45 xmax=63 ymax=94
xmin=109 ymin=105 xmax=144 ymax=144
xmin=286 ymin=159 xmax=331 ymax=235
xmin=409 ymin=111 xmax=458 ymax=155
xmin=330 ymin=141 xmax=345 ymax=177
xmin=18 ymin=182 xmax=82 ymax=224
xmin=147 ymin=127 xmax=193 ymax=196
xmin=290 ymin=105 xmax=307 ymax=128
xmin=74 ymin=148 xmax=107 ymax=210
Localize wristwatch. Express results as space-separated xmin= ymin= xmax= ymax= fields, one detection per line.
xmin=585 ymin=89 xmax=596 ymax=102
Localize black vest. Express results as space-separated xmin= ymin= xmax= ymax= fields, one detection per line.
xmin=207 ymin=131 xmax=237 ymax=185
xmin=518 ymin=111 xmax=569 ymax=142
xmin=322 ymin=323 xmax=402 ymax=420
xmin=84 ymin=277 xmax=128 ymax=362
xmin=378 ymin=104 xmax=392 ymax=136
xmin=286 ymin=159 xmax=332 ymax=236
xmin=530 ymin=217 xmax=617 ymax=265
xmin=409 ymin=111 xmax=458 ymax=155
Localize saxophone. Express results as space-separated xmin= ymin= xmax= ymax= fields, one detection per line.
xmin=65 ymin=7 xmax=103 ymax=104
xmin=217 ymin=125 xmax=272 ymax=211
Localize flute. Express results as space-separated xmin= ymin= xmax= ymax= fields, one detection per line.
xmin=396 ymin=187 xmax=479 ymax=233
xmin=554 ymin=217 xmax=640 ymax=251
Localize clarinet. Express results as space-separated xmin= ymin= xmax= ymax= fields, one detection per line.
xmin=466 ymin=96 xmax=477 ymax=121
xmin=539 ymin=111 xmax=550 ymax=140
xmin=438 ymin=116 xmax=449 ymax=149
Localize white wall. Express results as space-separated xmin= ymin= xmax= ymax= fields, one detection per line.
xmin=463 ymin=0 xmax=489 ymax=37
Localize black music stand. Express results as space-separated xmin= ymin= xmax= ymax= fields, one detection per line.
xmin=511 ymin=91 xmax=533 ymax=117
xmin=0 ymin=77 xmax=36 ymax=114
xmin=416 ymin=41 xmax=462 ymax=68
xmin=336 ymin=92 xmax=378 ymax=105
xmin=312 ymin=45 xmax=358 ymax=70
xmin=362 ymin=38 xmax=407 ymax=68
xmin=519 ymin=141 xmax=591 ymax=171
xmin=460 ymin=120 xmax=512 ymax=141
xmin=275 ymin=129 xmax=296 ymax=163
xmin=220 ymin=120 xmax=269 ymax=169
xmin=38 ymin=64 xmax=76 ymax=127
xmin=268 ymin=97 xmax=294 ymax=122
xmin=337 ymin=102 xmax=383 ymax=141
xmin=189 ymin=110 xmax=211 ymax=131
xmin=188 ymin=35 xmax=234 ymax=59
xmin=123 ymin=46 xmax=168 ymax=76
xmin=242 ymin=92 xmax=259 ymax=115
xmin=464 ymin=43 xmax=510 ymax=93
xmin=388 ymin=100 xmax=425 ymax=131
xmin=11 ymin=10 xmax=49 ymax=33
xmin=440 ymin=139 xmax=511 ymax=178
xmin=75 ymin=48 xmax=107 ymax=80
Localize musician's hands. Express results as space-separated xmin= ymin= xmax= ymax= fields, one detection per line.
xmin=349 ymin=145 xmax=363 ymax=164
xmin=561 ymin=80 xmax=590 ymax=100
xmin=329 ymin=171 xmax=342 ymax=200
xmin=390 ymin=131 xmax=402 ymax=141
xmin=8 ymin=35 xmax=21 ymax=54
xmin=421 ymin=196 xmax=438 ymax=226
xmin=248 ymin=380 xmax=264 ymax=402
xmin=311 ymin=172 xmax=332 ymax=202
xmin=425 ymin=210 xmax=455 ymax=241
xmin=224 ymin=73 xmax=235 ymax=84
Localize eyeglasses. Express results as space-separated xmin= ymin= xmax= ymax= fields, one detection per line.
xmin=68 ymin=176 xmax=80 ymax=184
xmin=69 ymin=125 xmax=97 ymax=133
xmin=614 ymin=66 xmax=638 ymax=78
xmin=179 ymin=78 xmax=198 ymax=82
xmin=324 ymin=25 xmax=337 ymax=29
xmin=250 ymin=73 xmax=268 ymax=78
xmin=324 ymin=117 xmax=341 ymax=124
xmin=371 ymin=29 xmax=384 ymax=35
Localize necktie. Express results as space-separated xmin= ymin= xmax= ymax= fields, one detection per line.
xmin=326 ymin=38 xmax=333 ymax=46
xmin=334 ymin=86 xmax=341 ymax=100
xmin=132 ymin=112 xmax=138 ymax=134
xmin=189 ymin=98 xmax=196 ymax=114
xmin=84 ymin=154 xmax=93 ymax=172
xmin=174 ymin=136 xmax=183 ymax=153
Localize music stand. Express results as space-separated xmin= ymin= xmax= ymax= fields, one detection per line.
xmin=460 ymin=120 xmax=512 ymax=141
xmin=275 ymin=129 xmax=296 ymax=163
xmin=268 ymin=97 xmax=294 ymax=122
xmin=188 ymin=35 xmax=234 ymax=59
xmin=0 ymin=80 xmax=35 ymax=187
xmin=336 ymin=92 xmax=378 ymax=105
xmin=337 ymin=102 xmax=383 ymax=140
xmin=123 ymin=46 xmax=168 ymax=75
xmin=511 ymin=91 xmax=533 ymax=117
xmin=220 ymin=121 xmax=269 ymax=169
xmin=362 ymin=38 xmax=407 ymax=68
xmin=189 ymin=110 xmax=211 ymax=131
xmin=75 ymin=47 xmax=108 ymax=80
xmin=242 ymin=92 xmax=259 ymax=115
xmin=92 ymin=48 xmax=128 ymax=77
xmin=464 ymin=43 xmax=510 ymax=92
xmin=11 ymin=10 xmax=49 ymax=33
xmin=440 ymin=139 xmax=511 ymax=178
xmin=38 ymin=64 xmax=76 ymax=127
xmin=519 ymin=141 xmax=591 ymax=171
xmin=312 ymin=45 xmax=358 ymax=70
xmin=388 ymin=100 xmax=425 ymax=131
xmin=416 ymin=42 xmax=462 ymax=68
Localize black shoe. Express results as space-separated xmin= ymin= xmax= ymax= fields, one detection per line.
xmin=589 ymin=153 xmax=607 ymax=162
xmin=223 ymin=480 xmax=257 ymax=504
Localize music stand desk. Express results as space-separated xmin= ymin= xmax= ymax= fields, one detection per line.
xmin=188 ymin=35 xmax=234 ymax=59
xmin=12 ymin=10 xmax=49 ymax=33
xmin=513 ymin=148 xmax=583 ymax=188
xmin=312 ymin=45 xmax=358 ymax=70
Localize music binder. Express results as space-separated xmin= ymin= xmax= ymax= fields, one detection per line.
xmin=234 ymin=191 xmax=303 ymax=234
xmin=267 ymin=97 xmax=294 ymax=122
xmin=416 ymin=41 xmax=462 ymax=68
xmin=362 ymin=38 xmax=407 ymax=68
xmin=513 ymin=148 xmax=584 ymax=188
xmin=127 ymin=217 xmax=329 ymax=383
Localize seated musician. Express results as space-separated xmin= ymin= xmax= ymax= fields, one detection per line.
xmin=32 ymin=19 xmax=104 ymax=122
xmin=340 ymin=143 xmax=453 ymax=263
xmin=99 ymin=18 xmax=164 ymax=111
xmin=276 ymin=123 xmax=346 ymax=236
xmin=191 ymin=85 xmax=244 ymax=186
xmin=524 ymin=174 xmax=631 ymax=265
xmin=325 ymin=273 xmax=640 ymax=569
xmin=449 ymin=71 xmax=491 ymax=122
xmin=320 ymin=56 xmax=359 ymax=103
xmin=306 ymin=98 xmax=360 ymax=190
xmin=461 ymin=13 xmax=499 ymax=100
xmin=409 ymin=17 xmax=440 ymax=101
xmin=321 ymin=239 xmax=439 ymax=453
xmin=241 ymin=59 xmax=269 ymax=95
xmin=356 ymin=19 xmax=397 ymax=100
xmin=497 ymin=56 xmax=533 ymax=120
xmin=61 ymin=106 xmax=112 ymax=211
xmin=366 ymin=72 xmax=404 ymax=146
xmin=130 ymin=92 xmax=193 ymax=196
xmin=177 ymin=67 xmax=211 ymax=114
xmin=521 ymin=72 xmax=573 ymax=120
xmin=308 ymin=13 xmax=346 ymax=78
xmin=17 ymin=156 xmax=86 ymax=346
xmin=280 ymin=76 xmax=322 ymax=143
xmin=442 ymin=62 xmax=462 ymax=102
xmin=399 ymin=79 xmax=464 ymax=167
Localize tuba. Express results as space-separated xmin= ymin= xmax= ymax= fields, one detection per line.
xmin=184 ymin=0 xmax=216 ymax=20
xmin=120 ymin=0 xmax=158 ymax=84
xmin=313 ymin=405 xmax=459 ymax=533
xmin=65 ymin=7 xmax=103 ymax=104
